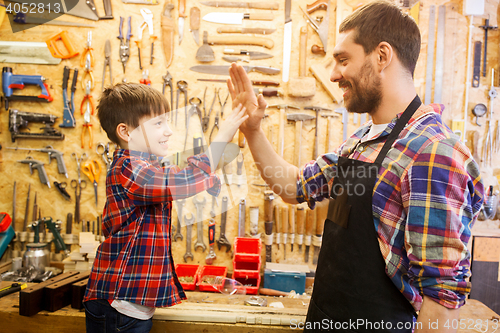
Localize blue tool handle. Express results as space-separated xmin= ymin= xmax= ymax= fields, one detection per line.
xmin=127 ymin=16 xmax=132 ymax=40
xmin=118 ymin=16 xmax=124 ymax=40
xmin=9 ymin=73 xmax=49 ymax=98
xmin=13 ymin=13 xmax=27 ymax=24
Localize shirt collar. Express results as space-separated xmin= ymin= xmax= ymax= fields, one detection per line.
xmin=114 ymin=149 xmax=160 ymax=162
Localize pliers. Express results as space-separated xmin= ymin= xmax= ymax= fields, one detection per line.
xmin=80 ymin=31 xmax=94 ymax=68
xmin=81 ymin=53 xmax=94 ymax=90
xmin=118 ymin=16 xmax=132 ymax=74
xmin=136 ymin=8 xmax=155 ymax=69
xmin=81 ymin=81 xmax=94 ymax=117
xmin=101 ymin=39 xmax=112 ymax=91
xmin=162 ymin=72 xmax=173 ymax=118
xmin=218 ymin=88 xmax=229 ymax=119
xmin=202 ymin=87 xmax=217 ymax=133
xmin=81 ymin=83 xmax=94 ymax=149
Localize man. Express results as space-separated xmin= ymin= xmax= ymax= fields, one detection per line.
xmin=228 ymin=1 xmax=484 ymax=332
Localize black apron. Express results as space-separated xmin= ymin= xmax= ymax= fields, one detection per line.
xmin=305 ymin=96 xmax=421 ymax=332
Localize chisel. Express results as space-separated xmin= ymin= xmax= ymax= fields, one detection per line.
xmin=264 ymin=191 xmax=274 ymax=263
xmin=296 ymin=206 xmax=305 ymax=253
xmin=274 ymin=204 xmax=281 ymax=250
xmin=281 ymin=205 xmax=288 ymax=260
xmin=313 ymin=201 xmax=328 ymax=264
xmin=304 ymin=207 xmax=315 ymax=263
xmin=288 ymin=204 xmax=296 ymax=252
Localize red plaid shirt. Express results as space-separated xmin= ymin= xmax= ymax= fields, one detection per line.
xmin=84 ymin=149 xmax=220 ymax=308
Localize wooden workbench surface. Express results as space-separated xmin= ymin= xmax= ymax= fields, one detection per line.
xmin=0 ymin=282 xmax=498 ymax=332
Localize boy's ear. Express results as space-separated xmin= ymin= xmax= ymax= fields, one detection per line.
xmin=116 ymin=123 xmax=130 ymax=142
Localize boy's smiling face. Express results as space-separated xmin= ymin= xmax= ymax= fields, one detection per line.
xmin=127 ymin=112 xmax=173 ymax=157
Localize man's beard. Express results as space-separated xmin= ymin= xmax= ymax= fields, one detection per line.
xmin=339 ymin=60 xmax=382 ymax=115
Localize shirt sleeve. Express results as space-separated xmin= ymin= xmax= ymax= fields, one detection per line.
xmin=296 ymin=153 xmax=339 ymax=209
xmin=402 ymin=138 xmax=484 ymax=309
xmin=120 ymin=153 xmax=221 ymax=205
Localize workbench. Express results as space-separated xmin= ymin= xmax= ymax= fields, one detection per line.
xmin=0 ymin=283 xmax=498 ymax=333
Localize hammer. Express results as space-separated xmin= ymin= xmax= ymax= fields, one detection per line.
xmin=304 ymin=106 xmax=332 ymax=159
xmin=321 ymin=113 xmax=340 ymax=154
xmin=287 ymin=112 xmax=315 ymax=167
xmin=268 ymin=104 xmax=300 ymax=157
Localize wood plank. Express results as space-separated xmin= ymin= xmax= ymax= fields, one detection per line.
xmin=71 ymin=279 xmax=88 ymax=310
xmin=44 ymin=271 xmax=90 ymax=312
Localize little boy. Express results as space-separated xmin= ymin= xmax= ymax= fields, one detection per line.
xmin=83 ymin=83 xmax=247 ymax=333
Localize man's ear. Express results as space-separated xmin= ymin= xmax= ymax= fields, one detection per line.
xmin=116 ymin=123 xmax=130 ymax=143
xmin=376 ymin=41 xmax=393 ymax=72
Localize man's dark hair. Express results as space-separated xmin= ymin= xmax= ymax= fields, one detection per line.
xmin=97 ymin=83 xmax=170 ymax=144
xmin=339 ymin=0 xmax=421 ymax=76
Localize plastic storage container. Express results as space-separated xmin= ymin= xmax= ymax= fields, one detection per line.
xmin=175 ymin=264 xmax=201 ymax=291
xmin=197 ymin=265 xmax=228 ymax=292
xmin=233 ymin=237 xmax=262 ymax=262
xmin=233 ymin=269 xmax=261 ymax=295
xmin=0 ymin=213 xmax=15 ymax=259
xmin=264 ymin=270 xmax=306 ymax=294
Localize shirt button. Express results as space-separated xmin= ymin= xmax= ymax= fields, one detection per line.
xmin=358 ymin=145 xmax=364 ymax=152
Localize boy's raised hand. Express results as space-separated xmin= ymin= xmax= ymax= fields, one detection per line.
xmin=228 ymin=63 xmax=267 ymax=134
xmin=213 ymin=103 xmax=248 ymax=144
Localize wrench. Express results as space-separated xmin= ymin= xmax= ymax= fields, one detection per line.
xmin=205 ymin=218 xmax=217 ymax=264
xmin=183 ymin=213 xmax=194 ymax=262
xmin=193 ymin=196 xmax=207 ymax=252
xmin=216 ymin=196 xmax=231 ymax=252
xmin=174 ymin=199 xmax=185 ymax=242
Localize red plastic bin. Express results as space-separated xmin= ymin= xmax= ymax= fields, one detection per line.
xmin=233 ymin=237 xmax=262 ymax=262
xmin=233 ymin=260 xmax=261 ymax=272
xmin=197 ymin=265 xmax=228 ymax=292
xmin=175 ymin=264 xmax=200 ymax=291
xmin=232 ymin=269 xmax=261 ymax=295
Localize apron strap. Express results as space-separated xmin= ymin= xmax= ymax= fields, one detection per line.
xmin=374 ymin=95 xmax=422 ymax=165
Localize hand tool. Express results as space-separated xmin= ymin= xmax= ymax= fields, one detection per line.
xmin=287 ymin=113 xmax=315 ymax=167
xmin=433 ymin=5 xmax=445 ymax=104
xmin=66 ymin=213 xmax=73 ymax=235
xmin=118 ymin=16 xmax=132 ymax=74
xmin=190 ymin=7 xmax=201 ymax=45
xmin=238 ymin=198 xmax=246 ymax=237
xmin=203 ymin=12 xmax=274 ymax=25
xmin=274 ymin=204 xmax=281 ymax=250
xmin=2 ymin=67 xmax=53 ymax=110
xmin=222 ymin=56 xmax=249 ymax=63
xmin=472 ymin=103 xmax=487 ymax=126
xmin=335 ymin=108 xmax=348 ymax=142
xmin=12 ymin=182 xmax=17 ymax=235
xmin=82 ymin=159 xmax=101 ymax=207
xmin=18 ymin=157 xmax=50 ymax=188
xmin=96 ymin=142 xmax=116 ymax=171
xmin=205 ymin=32 xmax=275 ymax=48
xmin=289 ymin=26 xmax=316 ymax=96
xmin=8 ymin=109 xmax=64 ymax=142
xmin=13 ymin=13 xmax=96 ymax=28
xmin=184 ymin=213 xmax=195 ymax=262
xmin=162 ymin=72 xmax=174 ymax=115
xmin=483 ymin=69 xmax=497 ymax=167
xmin=190 ymin=65 xmax=280 ymax=76
xmin=223 ymin=154 xmax=233 ymax=184
xmin=216 ymin=196 xmax=231 ymax=252
xmin=198 ymin=78 xmax=279 ymax=86
xmin=309 ymin=62 xmax=344 ymax=104
xmin=0 ymin=41 xmax=61 ymax=65
xmin=223 ymin=49 xmax=273 ymax=60
xmin=282 ymin=0 xmax=292 ymax=82
xmin=480 ymin=19 xmax=497 ymax=77
xmin=304 ymin=106 xmax=332 ymax=159
xmin=304 ymin=207 xmax=315 ymax=262
xmin=210 ymin=195 xmax=219 ymax=218
xmin=200 ymin=1 xmax=279 ymax=10
xmin=217 ymin=27 xmax=276 ymax=34
xmin=81 ymin=53 xmax=94 ymax=90
xmin=60 ymin=66 xmax=76 ymax=128
xmin=205 ymin=218 xmax=217 ymax=264
xmin=8 ymin=0 xmax=98 ymax=21
xmin=321 ymin=113 xmax=340 ymax=153
xmin=45 ymin=31 xmax=80 ymax=59
xmin=174 ymin=199 xmax=185 ymax=241
xmin=122 ymin=0 xmax=158 ymax=4
xmin=250 ymin=206 xmax=260 ymax=237
xmin=23 ymin=184 xmax=30 ymax=232
xmin=218 ymin=88 xmax=229 ymax=119
xmin=102 ymin=0 xmax=114 ymax=19
xmin=80 ymin=32 xmax=95 ymax=68
xmin=209 ymin=108 xmax=220 ymax=144
xmin=6 ymin=146 xmax=68 ymax=178
xmin=136 ymin=8 xmax=156 ymax=69
xmin=184 ymin=97 xmax=202 ymax=150
xmin=193 ymin=196 xmax=207 ymax=252
xmin=70 ymin=68 xmax=78 ymax=118
xmin=176 ymin=80 xmax=188 ymax=127
xmin=296 ymin=206 xmax=306 ymax=253
xmin=268 ymin=104 xmax=300 ymax=158
xmin=281 ymin=205 xmax=288 ymax=259
xmin=311 ymin=45 xmax=326 ymax=55
xmin=81 ymin=82 xmax=94 ymax=149
xmin=71 ymin=152 xmax=88 ymax=225
xmin=0 ymin=283 xmax=27 ymax=299
xmin=202 ymin=87 xmax=217 ymax=133
xmin=494 ymin=120 xmax=499 ymax=153
xmin=300 ymin=0 xmax=330 ymax=53
xmin=54 ymin=181 xmax=71 ymax=201
xmin=161 ymin=1 xmax=175 ymax=68
xmin=140 ymin=70 xmax=151 ymax=85
xmin=196 ymin=31 xmax=215 ymax=62
xmin=472 ymin=41 xmax=481 ymax=88
xmin=178 ymin=0 xmax=186 ymax=45
xmin=288 ymin=204 xmax=295 ymax=252
xmin=264 ymin=190 xmax=274 ymax=262
xmin=313 ymin=200 xmax=328 ymax=264
xmin=235 ymin=152 xmax=244 ymax=186
xmin=424 ymin=5 xmax=436 ymax=104
xmin=253 ymin=88 xmax=282 ymax=97
xmin=102 ymin=40 xmax=112 ymax=91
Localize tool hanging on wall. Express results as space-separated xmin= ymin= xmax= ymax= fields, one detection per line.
xmin=479 ymin=18 xmax=497 ymax=77
xmin=483 ymin=68 xmax=497 ymax=167
xmin=9 ymin=109 xmax=64 ymax=142
xmin=190 ymin=7 xmax=200 ymax=45
xmin=45 ymin=31 xmax=80 ymax=59
xmin=202 ymin=87 xmax=217 ymax=133
xmin=102 ymin=40 xmax=112 ymax=91
xmin=300 ymin=0 xmax=330 ymax=54
xmin=264 ymin=191 xmax=274 ymax=262
xmin=287 ymin=113 xmax=315 ymax=167
xmin=82 ymin=159 xmax=101 ymax=207
xmin=202 ymin=11 xmax=274 ymax=25
xmin=118 ymin=16 xmax=132 ymax=75
xmin=80 ymin=32 xmax=95 ymax=68
xmin=6 ymin=146 xmax=68 ymax=178
xmin=289 ymin=26 xmax=316 ymax=97
xmin=140 ymin=70 xmax=151 ymax=85
xmin=2 ymin=67 xmax=53 ymax=110
xmin=433 ymin=5 xmax=446 ymax=104
xmin=281 ymin=205 xmax=288 ymax=260
xmin=472 ymin=41 xmax=482 ymax=88
xmin=424 ymin=5 xmax=436 ymax=105
xmin=176 ymin=80 xmax=188 ymax=126
xmin=200 ymin=1 xmax=279 ymax=10
xmin=81 ymin=53 xmax=94 ymax=90
xmin=162 ymin=72 xmax=174 ymax=116
xmin=282 ymin=0 xmax=292 ymax=82
xmin=161 ymin=1 xmax=175 ymax=68
xmin=17 ymin=157 xmax=50 ymax=188
xmin=178 ymin=0 xmax=186 ymax=45
xmin=136 ymin=8 xmax=155 ymax=69
xmin=81 ymin=81 xmax=94 ymax=149
xmin=472 ymin=103 xmax=487 ymax=126
xmin=60 ymin=66 xmax=76 ymax=128
xmin=217 ymin=27 xmax=276 ymax=34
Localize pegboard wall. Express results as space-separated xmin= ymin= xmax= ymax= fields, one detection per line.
xmin=0 ymin=0 xmax=499 ymax=272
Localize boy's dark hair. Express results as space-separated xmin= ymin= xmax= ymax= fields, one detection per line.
xmin=339 ymin=0 xmax=421 ymax=77
xmin=97 ymin=83 xmax=170 ymax=144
